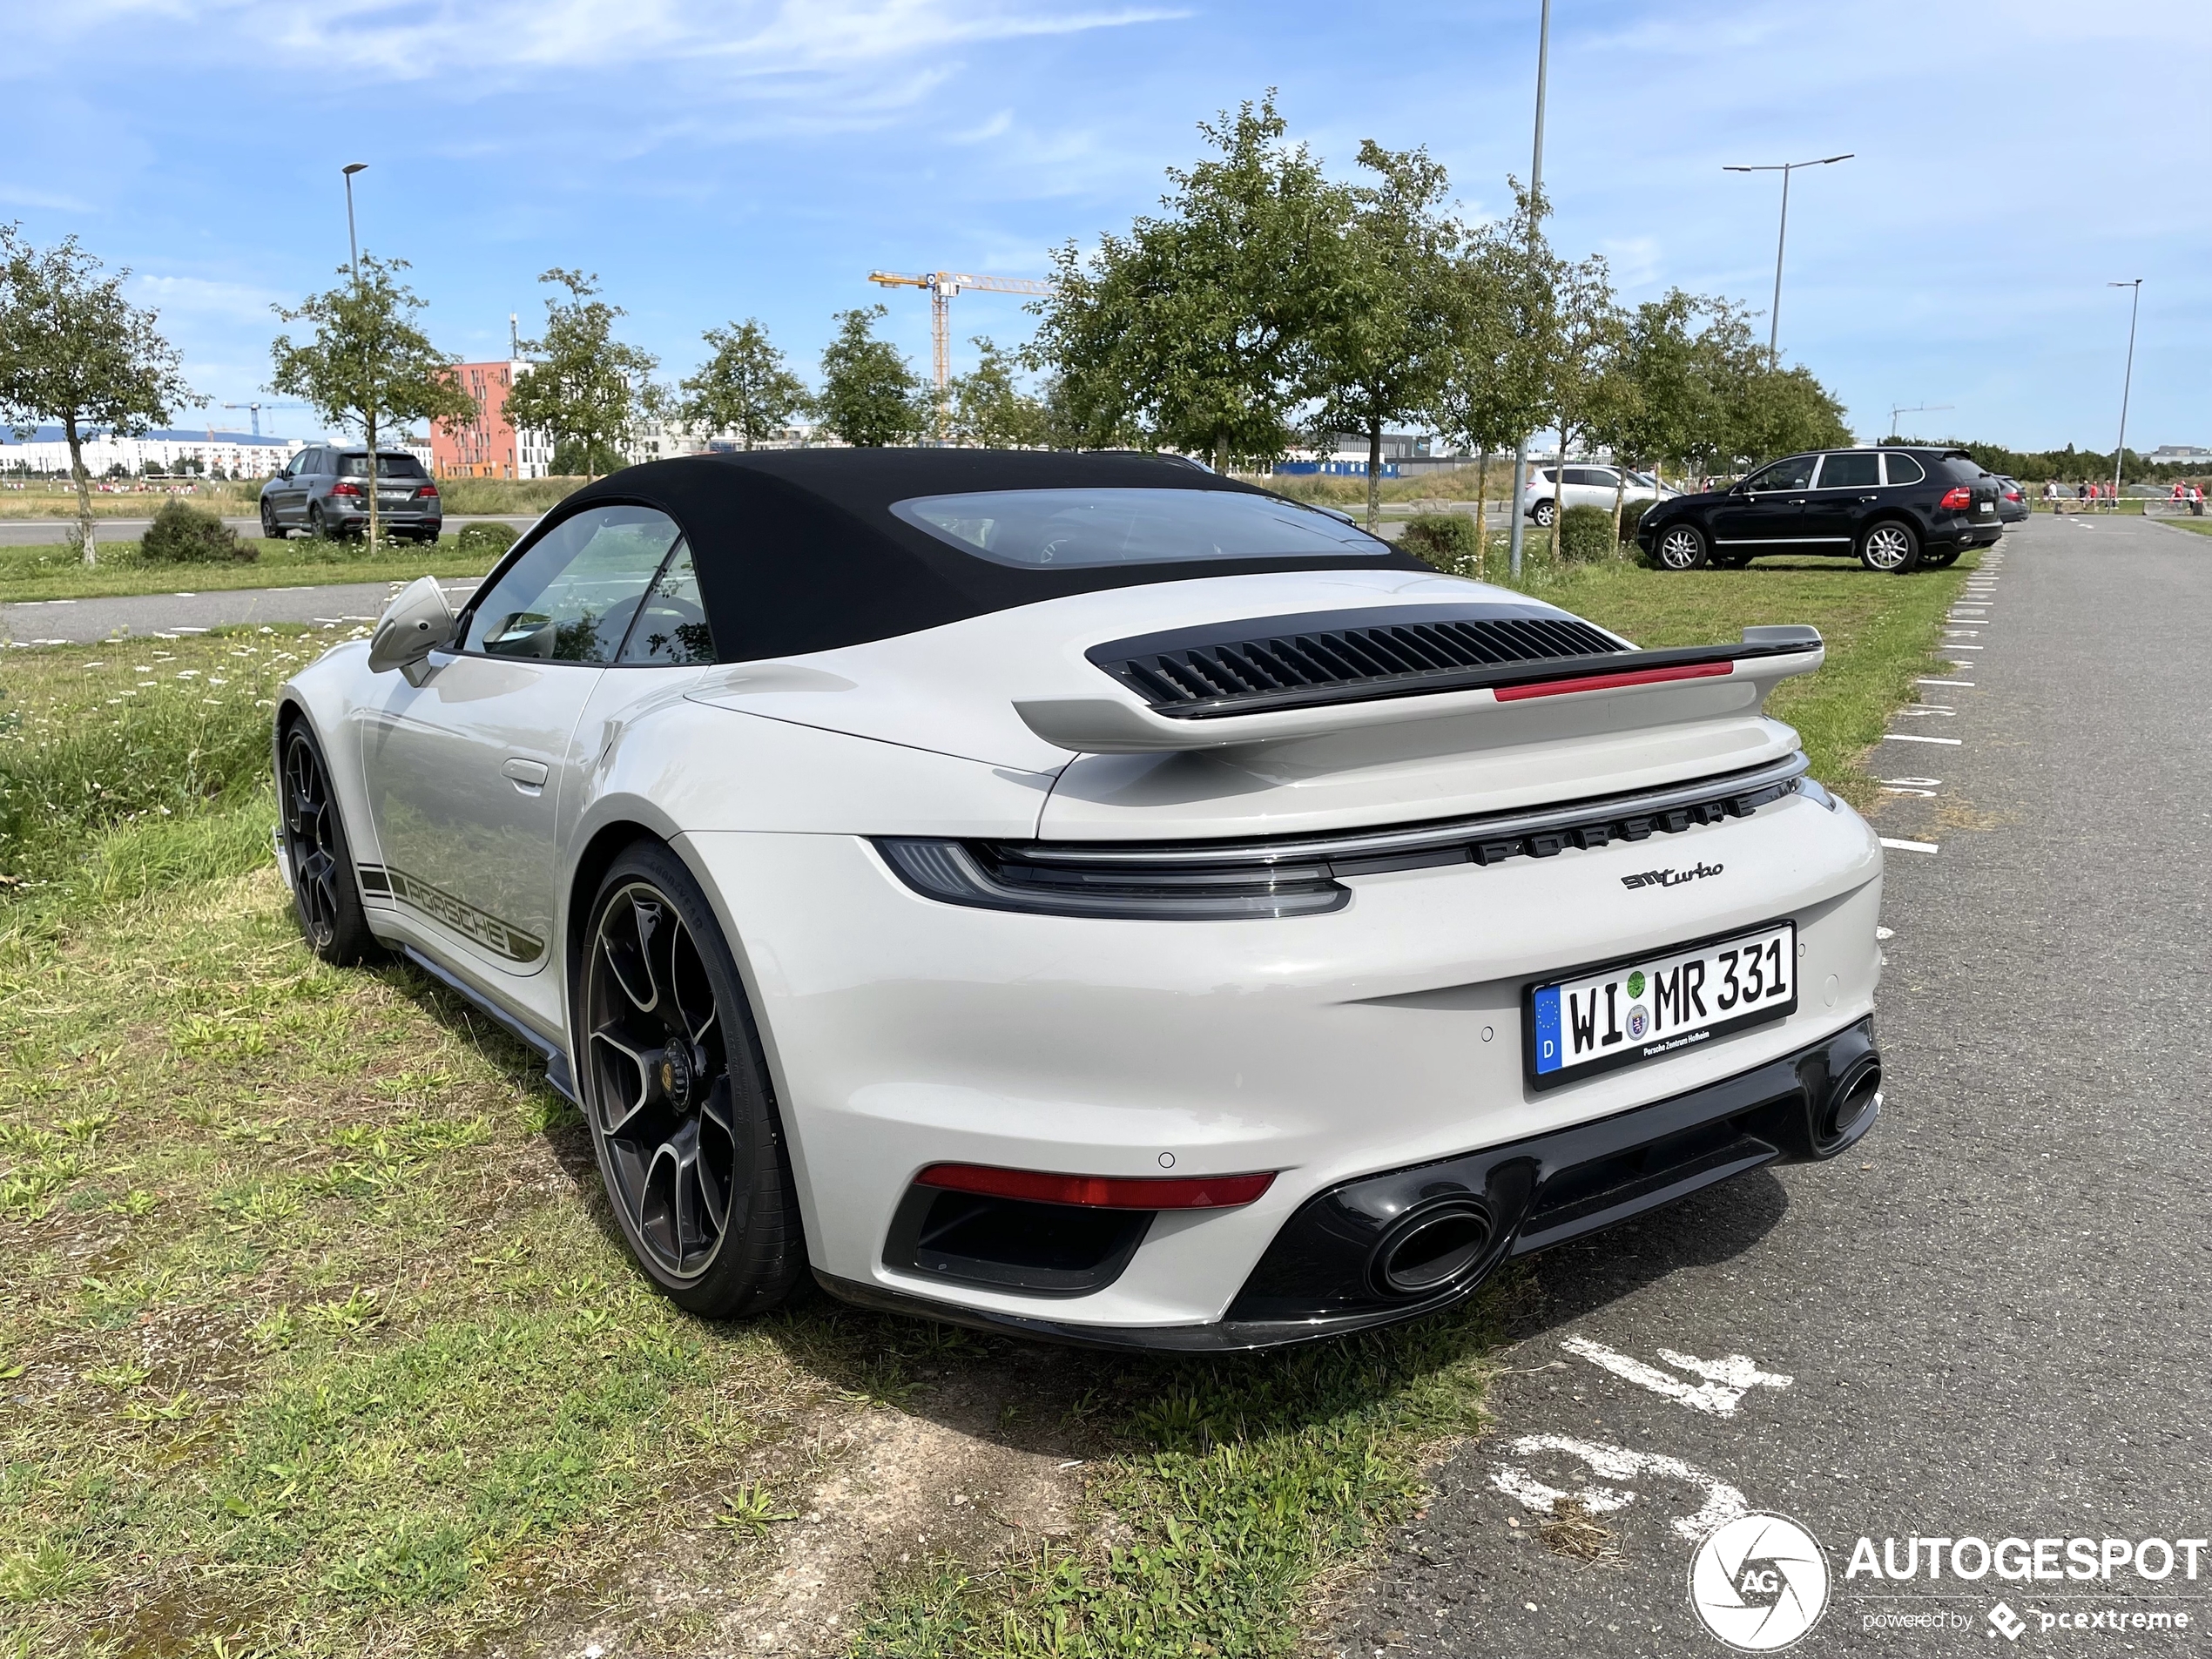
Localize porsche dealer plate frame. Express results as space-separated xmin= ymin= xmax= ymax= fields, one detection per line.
xmin=1524 ymin=919 xmax=1797 ymax=1090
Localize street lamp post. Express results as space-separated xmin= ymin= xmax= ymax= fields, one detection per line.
xmin=1507 ymin=0 xmax=1552 ymax=579
xmin=341 ymin=163 xmax=379 ymax=550
xmin=1723 ymin=152 xmax=1852 ymax=368
xmin=2109 ymin=279 xmax=2142 ymax=506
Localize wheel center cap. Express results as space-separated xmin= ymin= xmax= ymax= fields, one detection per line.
xmin=658 ymin=1045 xmax=694 ymax=1107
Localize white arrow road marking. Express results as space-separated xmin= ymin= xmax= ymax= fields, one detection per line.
xmin=1490 ymin=1434 xmax=1750 ymax=1541
xmin=1880 ymin=837 xmax=1939 ymax=853
xmin=1561 ymin=1335 xmax=1792 ymax=1417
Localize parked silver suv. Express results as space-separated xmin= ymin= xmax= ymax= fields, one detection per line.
xmin=259 ymin=447 xmax=443 ymax=543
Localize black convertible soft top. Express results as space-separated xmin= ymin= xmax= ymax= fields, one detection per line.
xmin=545 ymin=448 xmax=1427 ymax=663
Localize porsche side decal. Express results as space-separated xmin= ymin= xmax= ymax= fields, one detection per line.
xmin=356 ymin=862 xmax=545 ymax=965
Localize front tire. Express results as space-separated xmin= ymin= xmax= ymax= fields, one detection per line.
xmin=578 ymin=842 xmax=805 ymax=1319
xmin=259 ymin=499 xmax=280 ymax=540
xmin=1859 ymin=520 xmax=1921 ymax=573
xmin=1654 ymin=523 xmax=1710 ymax=570
xmin=279 ymin=723 xmax=384 ymax=966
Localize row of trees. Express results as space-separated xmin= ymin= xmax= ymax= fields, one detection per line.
xmin=1028 ymin=95 xmax=1852 ymax=536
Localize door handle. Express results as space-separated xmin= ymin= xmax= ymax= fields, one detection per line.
xmin=1858 ymin=495 xmax=1878 ymax=502
xmin=502 ymin=757 xmax=550 ymax=793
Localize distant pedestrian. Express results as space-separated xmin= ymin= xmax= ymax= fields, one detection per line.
xmin=2192 ymin=482 xmax=2205 ymax=517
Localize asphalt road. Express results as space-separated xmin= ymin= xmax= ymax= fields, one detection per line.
xmin=1 ymin=578 xmax=482 ymax=644
xmin=0 ymin=513 xmax=534 ymax=546
xmin=1325 ymin=515 xmax=2212 ymax=1657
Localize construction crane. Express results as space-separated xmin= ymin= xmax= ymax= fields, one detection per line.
xmin=867 ymin=270 xmax=1052 ymax=421
xmin=222 ymin=401 xmax=308 ymax=437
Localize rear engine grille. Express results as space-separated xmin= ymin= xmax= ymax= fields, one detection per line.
xmin=1090 ymin=605 xmax=1626 ymax=718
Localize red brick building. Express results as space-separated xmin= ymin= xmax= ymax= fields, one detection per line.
xmin=433 ymin=360 xmax=553 ymax=478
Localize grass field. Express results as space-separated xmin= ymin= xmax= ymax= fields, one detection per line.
xmin=0 ymin=476 xmax=582 ymax=522
xmin=0 ymin=550 xmax=1970 ymax=1657
xmin=0 ymin=540 xmax=506 ymax=605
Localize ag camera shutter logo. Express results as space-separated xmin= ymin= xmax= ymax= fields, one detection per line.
xmin=1689 ymin=1513 xmax=1831 ymax=1650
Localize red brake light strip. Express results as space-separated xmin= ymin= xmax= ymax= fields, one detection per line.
xmin=915 ymin=1163 xmax=1276 ymax=1211
xmin=1493 ymin=661 xmax=1735 ymax=703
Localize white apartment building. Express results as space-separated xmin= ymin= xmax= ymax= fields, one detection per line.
xmin=0 ymin=426 xmax=307 ymax=478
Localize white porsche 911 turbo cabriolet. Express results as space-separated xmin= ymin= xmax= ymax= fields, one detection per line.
xmin=273 ymin=449 xmax=1883 ymax=1350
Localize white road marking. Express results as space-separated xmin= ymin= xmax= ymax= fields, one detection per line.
xmin=1876 ymin=926 xmax=1895 ymax=940
xmin=1898 ymin=707 xmax=1954 ymax=717
xmin=1918 ymin=678 xmax=1973 ymax=686
xmin=1878 ymin=776 xmax=1942 ymax=786
xmin=1490 ymin=1434 xmax=1749 ymax=1541
xmin=1561 ymin=1336 xmax=1793 ymax=1419
xmin=1880 ymin=732 xmax=1961 ymax=745
xmin=1881 ymin=787 xmax=1939 ymax=797
xmin=1880 ymin=837 xmax=1940 ymax=854
xmin=1943 ymin=644 xmax=1984 ymax=651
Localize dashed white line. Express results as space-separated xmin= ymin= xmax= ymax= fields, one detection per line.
xmin=1880 ymin=837 xmax=1940 ymax=854
xmin=1880 ymin=732 xmax=1961 ymax=745
xmin=1918 ymin=678 xmax=1973 ymax=687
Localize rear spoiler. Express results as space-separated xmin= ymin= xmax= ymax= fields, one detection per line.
xmin=1015 ymin=626 xmax=1823 ymax=754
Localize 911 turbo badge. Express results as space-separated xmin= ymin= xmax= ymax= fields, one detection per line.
xmin=1621 ymin=861 xmax=1723 ymax=890
xmin=356 ymin=862 xmax=545 ymax=965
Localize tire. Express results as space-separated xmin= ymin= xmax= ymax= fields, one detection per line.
xmin=307 ymin=503 xmax=328 ymax=542
xmin=1653 ymin=523 xmax=1710 ymax=570
xmin=1858 ymin=520 xmax=1921 ymax=573
xmin=1532 ymin=499 xmax=1556 ymax=528
xmin=577 ymin=841 xmax=805 ymax=1318
xmin=278 ymin=722 xmax=385 ymax=966
xmin=259 ymin=499 xmax=280 ymax=540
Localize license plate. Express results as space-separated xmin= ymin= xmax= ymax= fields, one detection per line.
xmin=1979 ymin=502 xmax=1993 ymax=513
xmin=1526 ymin=921 xmax=1797 ymax=1089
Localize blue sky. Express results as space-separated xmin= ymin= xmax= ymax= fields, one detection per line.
xmin=4 ymin=0 xmax=2205 ymax=451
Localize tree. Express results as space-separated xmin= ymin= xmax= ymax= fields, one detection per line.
xmin=1536 ymin=252 xmax=1622 ymax=564
xmin=504 ymin=269 xmax=658 ymax=475
xmin=270 ymin=253 xmax=475 ymax=548
xmin=815 ymin=305 xmax=924 ymax=447
xmin=1029 ymin=93 xmax=1352 ymax=470
xmin=678 ymin=319 xmax=807 ymax=450
xmin=1730 ymin=363 xmax=1853 ymax=464
xmin=1427 ymin=185 xmax=1556 ymax=577
xmin=0 ymin=226 xmax=195 ymax=564
xmin=941 ymin=337 xmax=1049 ymax=448
xmin=1588 ymin=288 xmax=1704 ymax=542
xmin=1305 ymin=141 xmax=1463 ymax=528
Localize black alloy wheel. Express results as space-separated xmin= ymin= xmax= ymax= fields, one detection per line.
xmin=279 ymin=725 xmax=381 ymax=965
xmin=259 ymin=498 xmax=280 ymax=539
xmin=580 ymin=843 xmax=803 ymax=1318
xmin=1858 ymin=520 xmax=1921 ymax=573
xmin=1654 ymin=523 xmax=1710 ymax=570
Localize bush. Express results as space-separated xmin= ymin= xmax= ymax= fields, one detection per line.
xmin=1558 ymin=504 xmax=1617 ymax=563
xmin=455 ymin=522 xmax=518 ymax=559
xmin=139 ymin=500 xmax=255 ymax=564
xmin=1399 ymin=512 xmax=1482 ymax=576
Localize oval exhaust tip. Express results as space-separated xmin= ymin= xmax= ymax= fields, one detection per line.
xmin=1822 ymin=1057 xmax=1882 ymax=1147
xmin=1372 ymin=1200 xmax=1494 ymax=1298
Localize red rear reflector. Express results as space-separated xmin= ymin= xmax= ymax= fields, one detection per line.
xmin=1494 ymin=661 xmax=1733 ymax=702
xmin=1939 ymin=486 xmax=1973 ymax=510
xmin=914 ymin=1163 xmax=1276 ymax=1211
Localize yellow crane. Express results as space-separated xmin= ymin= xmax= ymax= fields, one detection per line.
xmin=867 ymin=269 xmax=1052 ymax=423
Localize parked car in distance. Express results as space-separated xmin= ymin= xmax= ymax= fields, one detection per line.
xmin=260 ymin=446 xmax=443 ymax=543
xmin=1523 ymin=464 xmax=1677 ymax=527
xmin=1635 ymin=447 xmax=2001 ymax=574
xmin=273 ymin=448 xmax=1883 ymax=1350
xmin=1995 ymin=475 xmax=2029 ymax=523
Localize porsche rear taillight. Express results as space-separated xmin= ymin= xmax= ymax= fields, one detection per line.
xmin=1938 ymin=486 xmax=1973 ymax=511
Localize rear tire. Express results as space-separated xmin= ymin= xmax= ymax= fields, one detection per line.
xmin=577 ymin=840 xmax=806 ymax=1319
xmin=307 ymin=503 xmax=328 ymax=542
xmin=1859 ymin=520 xmax=1921 ymax=573
xmin=1532 ymin=499 xmax=1556 ymax=528
xmin=279 ymin=723 xmax=385 ymax=967
xmin=1654 ymin=523 xmax=1710 ymax=570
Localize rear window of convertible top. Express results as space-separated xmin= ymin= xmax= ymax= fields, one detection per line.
xmin=888 ymin=487 xmax=1393 ymax=568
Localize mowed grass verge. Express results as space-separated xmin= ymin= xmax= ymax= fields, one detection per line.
xmin=1 ymin=550 xmax=1966 ymax=1657
xmin=0 ymin=539 xmax=504 ymax=605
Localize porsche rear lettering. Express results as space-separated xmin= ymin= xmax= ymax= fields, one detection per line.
xmin=1622 ymin=861 xmax=1724 ymax=890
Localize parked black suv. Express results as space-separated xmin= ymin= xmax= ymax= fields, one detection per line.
xmin=1635 ymin=447 xmax=2000 ymax=573
xmin=259 ymin=446 xmax=443 ymax=543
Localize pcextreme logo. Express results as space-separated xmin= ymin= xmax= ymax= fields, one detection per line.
xmin=1690 ymin=1513 xmax=1831 ymax=1650
xmin=1622 ymin=861 xmax=1724 ymax=891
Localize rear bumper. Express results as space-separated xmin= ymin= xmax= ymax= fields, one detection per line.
xmin=816 ymin=1015 xmax=1880 ymax=1351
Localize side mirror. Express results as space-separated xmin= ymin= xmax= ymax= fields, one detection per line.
xmin=368 ymin=576 xmax=456 ymax=686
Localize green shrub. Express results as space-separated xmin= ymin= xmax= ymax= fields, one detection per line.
xmin=1399 ymin=512 xmax=1481 ymax=575
xmin=139 ymin=500 xmax=255 ymax=564
xmin=455 ymin=522 xmax=518 ymax=559
xmin=1559 ymin=504 xmax=1617 ymax=563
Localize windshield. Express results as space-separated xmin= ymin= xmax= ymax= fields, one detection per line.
xmin=338 ymin=453 xmax=428 ymax=480
xmin=889 ymin=487 xmax=1391 ymax=568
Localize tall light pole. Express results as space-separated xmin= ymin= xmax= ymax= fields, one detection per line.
xmin=2109 ymin=279 xmax=2142 ymax=505
xmin=1723 ymin=152 xmax=1852 ymax=368
xmin=341 ymin=163 xmax=381 ymax=550
xmin=1507 ymin=0 xmax=1552 ymax=579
